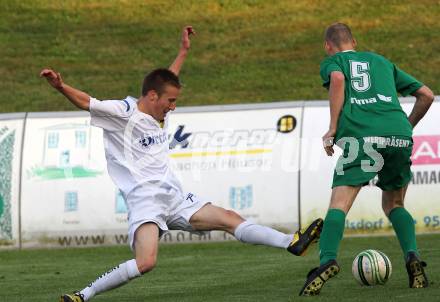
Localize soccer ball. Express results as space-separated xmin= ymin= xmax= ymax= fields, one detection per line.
xmin=352 ymin=249 xmax=392 ymax=286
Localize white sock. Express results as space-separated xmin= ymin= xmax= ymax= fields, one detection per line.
xmin=234 ymin=221 xmax=293 ymax=249
xmin=79 ymin=259 xmax=141 ymax=301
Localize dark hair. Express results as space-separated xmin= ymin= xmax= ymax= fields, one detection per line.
xmin=141 ymin=68 xmax=181 ymax=96
xmin=325 ymin=23 xmax=353 ymax=47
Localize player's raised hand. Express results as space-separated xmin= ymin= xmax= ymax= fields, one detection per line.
xmin=322 ymin=128 xmax=336 ymax=156
xmin=181 ymin=26 xmax=195 ymax=50
xmin=40 ymin=68 xmax=64 ymax=90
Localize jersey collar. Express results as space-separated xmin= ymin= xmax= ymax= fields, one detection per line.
xmin=134 ymin=105 xmax=162 ymax=128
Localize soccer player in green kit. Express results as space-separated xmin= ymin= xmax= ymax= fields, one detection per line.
xmin=299 ymin=23 xmax=435 ymax=296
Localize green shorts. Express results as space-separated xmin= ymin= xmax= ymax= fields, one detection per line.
xmin=332 ymin=136 xmax=413 ymax=191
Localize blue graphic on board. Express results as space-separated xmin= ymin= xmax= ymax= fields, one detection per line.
xmin=229 ymin=185 xmax=253 ymax=210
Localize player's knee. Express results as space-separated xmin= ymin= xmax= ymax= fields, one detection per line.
xmin=136 ymin=257 xmax=157 ymax=274
xmin=221 ymin=210 xmax=244 ymax=230
xmin=382 ymin=205 xmax=391 ymax=216
xmin=382 ymin=200 xmax=403 ymax=216
xmin=224 ymin=209 xmax=240 ymax=219
xmin=222 ymin=209 xmax=241 ymax=221
xmin=382 ymin=201 xmax=392 ymax=216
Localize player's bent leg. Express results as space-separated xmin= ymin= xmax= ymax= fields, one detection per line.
xmin=134 ymin=223 xmax=160 ymax=274
xmin=383 ymin=187 xmax=418 ymax=258
xmin=61 ymin=223 xmax=158 ymax=301
xmin=382 ymin=187 xmax=428 ymax=288
xmin=381 ymin=186 xmax=407 ymax=216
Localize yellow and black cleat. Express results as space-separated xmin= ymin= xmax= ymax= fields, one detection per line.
xmin=287 ymin=218 xmax=323 ymax=256
xmin=406 ymin=251 xmax=429 ymax=288
xmin=60 ymin=293 xmax=84 ymax=302
xmin=299 ymin=259 xmax=340 ymax=296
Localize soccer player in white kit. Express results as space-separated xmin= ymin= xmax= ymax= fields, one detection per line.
xmin=41 ymin=26 xmax=323 ymax=302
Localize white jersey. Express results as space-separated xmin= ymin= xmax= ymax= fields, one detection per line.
xmin=89 ymin=96 xmax=183 ymax=199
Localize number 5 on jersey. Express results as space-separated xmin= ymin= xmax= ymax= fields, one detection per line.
xmin=350 ymin=61 xmax=371 ymax=92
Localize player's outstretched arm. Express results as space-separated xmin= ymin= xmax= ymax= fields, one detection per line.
xmin=169 ymin=26 xmax=195 ymax=76
xmin=408 ymin=85 xmax=435 ymax=128
xmin=40 ymin=68 xmax=91 ymax=111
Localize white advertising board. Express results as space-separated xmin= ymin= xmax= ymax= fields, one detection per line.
xmin=300 ymin=98 xmax=440 ymax=234
xmin=0 ymin=114 xmax=25 ymax=248
xmin=402 ymin=99 xmax=440 ymax=233
xmin=20 ymin=113 xmax=128 ymax=247
xmin=169 ymin=107 xmax=302 ymax=231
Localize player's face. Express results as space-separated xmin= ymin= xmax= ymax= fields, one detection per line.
xmin=155 ymin=84 xmax=180 ymax=121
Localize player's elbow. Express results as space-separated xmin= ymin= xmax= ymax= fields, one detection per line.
xmin=79 ymin=102 xmax=90 ymax=111
xmin=415 ymin=85 xmax=435 ymax=104
xmin=330 ymin=71 xmax=345 ymax=83
xmin=424 ymin=87 xmax=435 ymax=104
xmin=73 ymin=99 xmax=90 ymax=111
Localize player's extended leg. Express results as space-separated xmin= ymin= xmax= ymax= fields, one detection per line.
xmin=299 ymin=185 xmax=361 ymax=296
xmin=382 ymin=187 xmax=428 ymax=288
xmin=189 ymin=204 xmax=322 ymax=255
xmin=382 ymin=186 xmax=416 ymax=256
xmin=60 ymin=223 xmax=159 ymax=302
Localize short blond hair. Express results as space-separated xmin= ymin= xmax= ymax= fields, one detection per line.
xmin=325 ymin=23 xmax=353 ymax=47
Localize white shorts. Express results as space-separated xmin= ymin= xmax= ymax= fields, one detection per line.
xmin=126 ymin=187 xmax=209 ymax=250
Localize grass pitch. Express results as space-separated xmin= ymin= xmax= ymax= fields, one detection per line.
xmin=0 ymin=234 xmax=439 ymax=301
xmin=1 ymin=1 xmax=439 ymax=113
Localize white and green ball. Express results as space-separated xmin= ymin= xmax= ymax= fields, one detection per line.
xmin=352 ymin=249 xmax=392 ymax=286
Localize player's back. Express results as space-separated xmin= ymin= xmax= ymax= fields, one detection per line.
xmin=320 ymin=51 xmax=422 ymax=140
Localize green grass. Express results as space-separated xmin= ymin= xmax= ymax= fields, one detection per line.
xmin=0 ymin=0 xmax=439 ymax=113
xmin=0 ymin=234 xmax=439 ymax=301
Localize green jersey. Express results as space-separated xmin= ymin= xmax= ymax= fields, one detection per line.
xmin=320 ymin=51 xmax=423 ymax=141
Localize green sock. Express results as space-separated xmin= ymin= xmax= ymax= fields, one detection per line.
xmin=319 ymin=208 xmax=346 ymax=265
xmin=388 ymin=207 xmax=418 ymax=258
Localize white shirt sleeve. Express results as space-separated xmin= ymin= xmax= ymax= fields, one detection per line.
xmin=89 ymin=97 xmax=134 ymax=131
